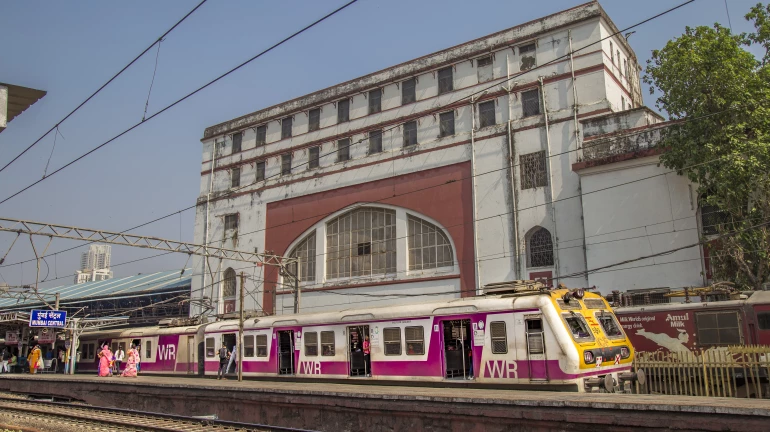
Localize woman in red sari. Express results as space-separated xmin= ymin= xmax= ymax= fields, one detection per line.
xmin=121 ymin=345 xmax=138 ymax=378
xmin=97 ymin=344 xmax=113 ymax=377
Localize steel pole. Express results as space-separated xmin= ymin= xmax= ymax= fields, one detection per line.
xmin=238 ymin=271 xmax=245 ymax=382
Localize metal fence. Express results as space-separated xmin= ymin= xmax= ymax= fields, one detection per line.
xmin=634 ymin=346 xmax=770 ymax=399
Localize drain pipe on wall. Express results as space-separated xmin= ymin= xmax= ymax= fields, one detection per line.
xmin=470 ymin=93 xmax=485 ymax=296
xmin=569 ymin=30 xmax=590 ymax=282
xmin=202 ymin=141 xmax=218 ymax=319
xmin=504 ymin=54 xmax=521 ymax=279
xmin=538 ymin=77 xmax=560 ymax=280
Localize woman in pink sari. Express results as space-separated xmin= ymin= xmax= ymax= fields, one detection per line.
xmin=97 ymin=344 xmax=113 ymax=377
xmin=121 ymin=345 xmax=138 ymax=378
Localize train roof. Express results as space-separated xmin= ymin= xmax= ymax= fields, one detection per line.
xmin=613 ymin=290 xmax=770 ymax=314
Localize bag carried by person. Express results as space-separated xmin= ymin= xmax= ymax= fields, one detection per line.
xmin=36 ymin=358 xmax=44 ymax=370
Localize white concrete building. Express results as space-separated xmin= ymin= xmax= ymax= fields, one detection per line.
xmin=191 ymin=1 xmax=709 ymax=317
xmin=75 ymin=244 xmax=113 ymax=284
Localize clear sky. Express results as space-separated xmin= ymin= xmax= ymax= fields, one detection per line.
xmin=0 ymin=0 xmax=759 ymax=290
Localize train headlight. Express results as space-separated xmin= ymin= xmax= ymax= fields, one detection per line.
xmin=584 ymin=350 xmax=595 ymax=364
xmin=620 ymin=346 xmax=630 ymax=359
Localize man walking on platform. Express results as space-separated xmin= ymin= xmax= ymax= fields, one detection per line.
xmin=217 ymin=343 xmax=230 ymax=380
xmin=113 ymin=346 xmax=125 ymax=374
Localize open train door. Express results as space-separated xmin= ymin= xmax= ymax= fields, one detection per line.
xmin=348 ymin=325 xmax=371 ymax=377
xmin=524 ymin=315 xmax=548 ymax=382
xmin=278 ymin=330 xmax=295 ymax=375
xmin=441 ymin=320 xmax=473 ymax=380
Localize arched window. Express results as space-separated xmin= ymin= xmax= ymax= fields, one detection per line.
xmin=288 ymin=231 xmax=316 ymax=282
xmin=326 ymin=207 xmax=396 ymax=278
xmin=527 ymin=227 xmax=554 ymax=268
xmin=408 ymin=215 xmax=453 ymax=270
xmin=222 ymin=268 xmax=236 ymax=298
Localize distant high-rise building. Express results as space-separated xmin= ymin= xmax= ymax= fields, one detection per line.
xmin=75 ymin=244 xmax=113 ymax=284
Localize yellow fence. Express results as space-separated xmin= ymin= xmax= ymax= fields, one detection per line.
xmin=633 ymin=346 xmax=770 ymax=399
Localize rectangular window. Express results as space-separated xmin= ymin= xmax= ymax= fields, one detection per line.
xmin=337 ymin=99 xmax=350 ymax=123
xmin=490 ymin=321 xmax=507 ymax=354
xmin=563 ymin=314 xmax=594 ymax=342
xmin=526 ymin=319 xmax=544 ymax=354
xmin=325 ymin=208 xmax=397 ymax=279
xmin=596 ymin=312 xmax=624 ymax=339
xmin=519 ymin=42 xmax=536 ymax=71
xmin=230 ymin=167 xmax=240 ymax=188
xmin=256 ymin=334 xmax=268 ymax=357
xmin=610 ymin=41 xmax=614 ymax=64
xmin=405 ymin=326 xmax=424 ymax=355
xmin=87 ymin=343 xmax=95 ymax=360
xmin=476 ymin=55 xmax=493 ymax=83
xmin=384 ymin=327 xmax=401 ymax=355
xmin=403 ymin=121 xmax=417 ymax=147
xmin=321 ymin=331 xmax=335 ymax=356
xmin=402 ymin=78 xmax=416 ymax=105
xmin=621 ymin=97 xmax=626 ymax=110
xmin=623 ymin=59 xmax=627 ymax=77
xmin=368 ymin=129 xmax=382 ymax=154
xmin=696 ymin=311 xmax=742 ymax=346
xmin=304 ymin=331 xmax=318 ymax=356
xmin=522 ymin=89 xmax=540 ymax=117
xmin=439 ymin=111 xmax=454 ymax=137
xmin=758 ymin=312 xmax=770 ymax=330
xmin=369 ymin=89 xmax=382 ymax=114
xmin=438 ymin=66 xmax=453 ymax=94
xmin=308 ymin=108 xmax=321 ymax=132
xmin=216 ymin=141 xmax=226 ymax=159
xmin=281 ymin=117 xmax=293 ymax=139
xmin=281 ymin=153 xmax=292 ymax=176
xmin=520 ymin=151 xmax=547 ymax=190
xmin=244 ymin=335 xmax=255 ymax=357
xmin=224 ymin=214 xmax=238 ymax=231
xmin=479 ymin=101 xmax=496 ymax=128
xmin=145 ymin=341 xmax=152 ymax=359
xmin=231 ymin=132 xmax=242 ymax=154
xmin=256 ymin=161 xmax=266 ymax=181
xmin=308 ymin=146 xmax=320 ymax=169
xmin=256 ymin=125 xmax=267 ymax=146
xmin=337 ymin=138 xmax=350 ymax=162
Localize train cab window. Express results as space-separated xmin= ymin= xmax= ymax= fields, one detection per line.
xmin=256 ymin=335 xmax=268 ymax=357
xmin=145 ymin=341 xmax=152 ymax=359
xmin=758 ymin=312 xmax=770 ymax=330
xmin=583 ymin=299 xmax=606 ymax=309
xmin=305 ymin=332 xmax=318 ymax=356
xmin=490 ymin=322 xmax=507 ymax=354
xmin=563 ymin=313 xmax=594 ymax=342
xmin=321 ymin=331 xmax=335 ymax=356
xmin=405 ymin=326 xmax=424 ymax=355
xmin=557 ymin=299 xmax=582 ymax=311
xmin=596 ymin=311 xmax=624 ymax=339
xmin=206 ymin=337 xmax=215 ymax=358
xmin=384 ymin=327 xmax=402 ymax=355
xmin=244 ymin=335 xmax=255 ymax=357
xmin=696 ymin=311 xmax=742 ymax=346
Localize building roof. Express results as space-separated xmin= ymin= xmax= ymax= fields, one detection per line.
xmin=0 ymin=268 xmax=192 ymax=310
xmin=0 ymin=82 xmax=47 ymax=131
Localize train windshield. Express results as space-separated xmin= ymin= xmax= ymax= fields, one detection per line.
xmin=596 ymin=311 xmax=624 ymax=339
xmin=563 ymin=313 xmax=594 ymax=342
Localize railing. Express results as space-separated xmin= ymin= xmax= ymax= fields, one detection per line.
xmin=582 ymin=127 xmax=663 ymax=162
xmin=634 ymin=346 xmax=770 ymax=399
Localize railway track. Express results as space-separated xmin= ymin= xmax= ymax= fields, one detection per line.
xmin=0 ymin=396 xmax=313 ymax=432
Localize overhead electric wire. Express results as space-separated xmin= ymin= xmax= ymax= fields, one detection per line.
xmin=0 ymin=0 xmax=209 ymax=175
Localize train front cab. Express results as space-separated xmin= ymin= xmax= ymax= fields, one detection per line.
xmin=550 ymin=289 xmax=640 ymax=392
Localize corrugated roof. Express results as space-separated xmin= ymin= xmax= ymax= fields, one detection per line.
xmin=0 ymin=82 xmax=47 ymax=129
xmin=0 ymin=268 xmax=192 ymax=309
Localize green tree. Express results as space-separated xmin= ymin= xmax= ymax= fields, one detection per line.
xmin=644 ymin=3 xmax=770 ymax=290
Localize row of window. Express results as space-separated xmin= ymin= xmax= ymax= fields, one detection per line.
xmin=220 ymin=42 xmax=539 ymax=158
xmin=205 ymin=335 xmax=269 ymax=358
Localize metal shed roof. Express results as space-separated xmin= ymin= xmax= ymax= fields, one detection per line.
xmin=0 ymin=268 xmax=192 ymax=309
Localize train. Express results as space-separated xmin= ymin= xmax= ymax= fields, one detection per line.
xmin=76 ymin=283 xmax=640 ymax=393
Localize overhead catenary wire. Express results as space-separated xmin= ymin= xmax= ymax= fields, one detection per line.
xmin=0 ymin=0 xmax=210 ymax=175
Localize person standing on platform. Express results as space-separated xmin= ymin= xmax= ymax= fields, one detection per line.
xmin=97 ymin=344 xmax=113 ymax=377
xmin=135 ymin=345 xmax=141 ymax=374
xmin=227 ymin=343 xmax=237 ymax=374
xmin=113 ymin=346 xmax=125 ymax=374
xmin=217 ymin=343 xmax=230 ymax=380
xmin=1 ymin=347 xmax=10 ymax=373
xmin=121 ymin=345 xmax=138 ymax=378
xmin=363 ymin=336 xmax=371 ymax=376
xmin=28 ymin=345 xmax=41 ymax=374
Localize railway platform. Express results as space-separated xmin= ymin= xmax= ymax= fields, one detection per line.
xmin=1 ymin=374 xmax=768 ymax=432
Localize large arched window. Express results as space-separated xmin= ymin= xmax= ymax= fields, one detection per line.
xmin=223 ymin=268 xmax=237 ymax=298
xmin=326 ymin=207 xmax=396 ymax=278
xmin=527 ymin=227 xmax=554 ymax=268
xmin=408 ymin=215 xmax=453 ymax=270
xmin=288 ymin=231 xmax=316 ymax=282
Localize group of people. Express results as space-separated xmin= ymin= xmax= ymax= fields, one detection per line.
xmin=96 ymin=343 xmax=140 ymax=378
xmin=0 ymin=347 xmax=18 ymax=373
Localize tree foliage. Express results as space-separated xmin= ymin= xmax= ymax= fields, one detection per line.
xmin=644 ymin=3 xmax=770 ymax=290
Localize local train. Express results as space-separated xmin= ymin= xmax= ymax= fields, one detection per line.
xmin=76 ymin=284 xmax=639 ymax=392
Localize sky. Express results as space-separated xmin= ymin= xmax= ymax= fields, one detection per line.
xmin=0 ymin=0 xmax=761 ymax=290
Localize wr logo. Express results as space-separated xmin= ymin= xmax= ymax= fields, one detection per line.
xmin=158 ymin=344 xmax=176 ymax=361
xmin=299 ymin=360 xmax=321 ymax=375
xmin=483 ymin=360 xmax=518 ymax=379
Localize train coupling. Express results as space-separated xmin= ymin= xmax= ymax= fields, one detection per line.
xmin=584 ymin=370 xmax=645 ymax=393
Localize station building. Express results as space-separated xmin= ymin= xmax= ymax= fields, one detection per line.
xmin=192 ymin=1 xmax=710 ymax=317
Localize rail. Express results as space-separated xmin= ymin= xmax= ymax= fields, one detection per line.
xmin=633 ymin=346 xmax=770 ymax=399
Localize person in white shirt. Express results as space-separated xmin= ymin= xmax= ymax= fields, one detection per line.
xmin=227 ymin=343 xmax=237 ymax=374
xmin=113 ymin=347 xmax=125 ymax=373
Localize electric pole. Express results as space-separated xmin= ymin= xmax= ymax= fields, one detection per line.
xmin=238 ymin=271 xmax=245 ymax=382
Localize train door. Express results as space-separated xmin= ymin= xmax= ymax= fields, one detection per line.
xmin=525 ymin=315 xmax=548 ymax=382
xmin=441 ymin=320 xmax=472 ymax=379
xmin=186 ymin=336 xmax=196 ymax=374
xmin=278 ymin=330 xmax=295 ymax=375
xmin=348 ymin=326 xmax=370 ymax=377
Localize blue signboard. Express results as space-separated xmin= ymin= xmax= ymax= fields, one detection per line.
xmin=29 ymin=310 xmax=67 ymax=328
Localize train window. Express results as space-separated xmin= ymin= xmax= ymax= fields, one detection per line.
xmin=244 ymin=335 xmax=255 ymax=357
xmin=206 ymin=337 xmax=215 ymax=358
xmin=384 ymin=327 xmax=402 ymax=355
xmin=758 ymin=312 xmax=770 ymax=330
xmin=256 ymin=335 xmax=268 ymax=357
xmin=563 ymin=314 xmax=594 ymax=342
xmin=583 ymin=299 xmax=606 ymax=309
xmin=145 ymin=341 xmax=152 ymax=359
xmin=405 ymin=326 xmax=424 ymax=355
xmin=556 ymin=299 xmax=582 ymax=311
xmin=596 ymin=311 xmax=624 ymax=339
xmin=321 ymin=331 xmax=335 ymax=356
xmin=696 ymin=311 xmax=742 ymax=346
xmin=490 ymin=322 xmax=507 ymax=354
xmin=87 ymin=343 xmax=95 ymax=360
xmin=305 ymin=332 xmax=318 ymax=356
xmin=526 ymin=319 xmax=545 ymax=354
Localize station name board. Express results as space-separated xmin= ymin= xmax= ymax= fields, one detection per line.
xmin=29 ymin=310 xmax=67 ymax=328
